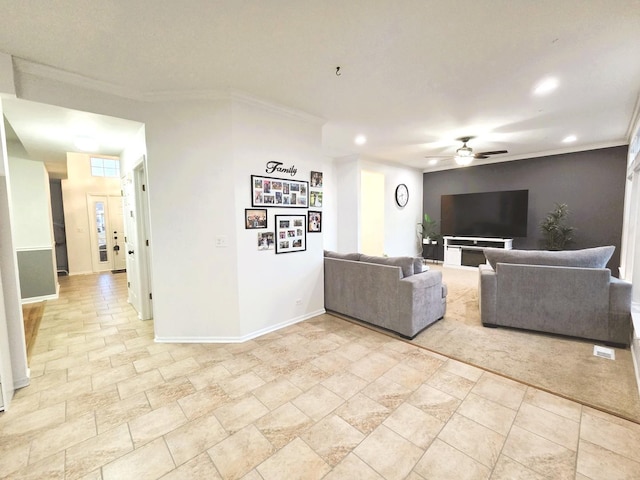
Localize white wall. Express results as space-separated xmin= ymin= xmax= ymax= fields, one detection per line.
xmin=332 ymin=155 xmax=424 ymax=256
xmin=232 ymin=100 xmax=325 ymax=338
xmin=143 ymin=98 xmax=243 ymax=340
xmin=7 ymin=156 xmax=52 ymax=249
xmin=334 ymin=156 xmax=360 ymax=253
xmin=62 ymin=153 xmax=121 ymax=275
xmin=0 ymin=101 xmax=28 ymax=398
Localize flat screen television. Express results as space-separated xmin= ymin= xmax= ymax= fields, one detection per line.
xmin=441 ymin=189 xmax=529 ymax=238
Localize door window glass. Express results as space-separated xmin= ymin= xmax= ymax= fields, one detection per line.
xmin=95 ymin=202 xmax=108 ymax=262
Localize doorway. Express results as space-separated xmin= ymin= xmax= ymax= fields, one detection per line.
xmin=88 ymin=194 xmax=126 ymax=273
xmin=361 ymin=170 xmax=385 ymax=255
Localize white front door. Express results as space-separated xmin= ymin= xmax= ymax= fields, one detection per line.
xmin=88 ymin=194 xmax=126 ymax=273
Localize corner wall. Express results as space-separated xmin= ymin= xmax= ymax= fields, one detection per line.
xmin=333 ymin=156 xmax=424 ymax=256
xmin=7 ymin=155 xmax=57 ymax=301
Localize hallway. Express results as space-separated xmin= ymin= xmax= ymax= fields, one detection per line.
xmin=1 ymin=273 xmax=639 ymax=479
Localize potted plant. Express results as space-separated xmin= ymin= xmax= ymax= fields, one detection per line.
xmin=418 ymin=214 xmax=442 ymax=244
xmin=540 ymin=203 xmax=575 ymax=250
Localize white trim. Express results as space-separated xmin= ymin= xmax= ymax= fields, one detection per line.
xmin=422 ymin=141 xmax=629 ymax=173
xmin=13 ymin=374 xmax=30 ymax=389
xmin=21 ymin=285 xmax=59 ymax=305
xmin=12 ymin=57 xmax=325 ymax=125
xmin=631 ymin=308 xmax=640 ymax=399
xmin=625 ymin=90 xmax=640 ymax=142
xmin=13 ymin=57 xmax=140 ymax=99
xmin=15 ymin=246 xmax=53 ymax=252
xmin=154 ymin=309 xmax=326 ymax=344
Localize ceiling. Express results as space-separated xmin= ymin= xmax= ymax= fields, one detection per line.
xmin=1 ymin=0 xmax=639 ymax=175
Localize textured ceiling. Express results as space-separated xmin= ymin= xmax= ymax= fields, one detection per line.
xmin=1 ymin=0 xmax=639 ymax=173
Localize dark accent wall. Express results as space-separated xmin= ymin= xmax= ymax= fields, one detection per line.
xmin=423 ymin=146 xmax=628 ymax=273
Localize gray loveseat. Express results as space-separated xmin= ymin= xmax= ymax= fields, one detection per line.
xmin=324 ymin=251 xmax=447 ymax=338
xmin=478 ymin=246 xmax=632 ymax=346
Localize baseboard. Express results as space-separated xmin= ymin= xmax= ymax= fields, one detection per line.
xmin=13 ymin=374 xmax=30 ymax=390
xmin=154 ymin=309 xmax=326 ymax=344
xmin=21 ymin=290 xmax=59 ymax=304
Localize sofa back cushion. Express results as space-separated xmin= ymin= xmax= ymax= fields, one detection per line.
xmin=324 ymin=250 xmax=362 ymax=261
xmin=359 ymin=254 xmax=415 ymax=278
xmin=483 ymin=246 xmax=614 ymax=270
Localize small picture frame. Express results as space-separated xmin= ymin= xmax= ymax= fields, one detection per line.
xmin=310 ymin=171 xmax=323 ymax=188
xmin=245 ymin=209 xmax=267 ymax=229
xmin=309 ymin=190 xmax=323 ymax=208
xmin=257 ymin=231 xmax=275 ymax=250
xmin=308 ymin=211 xmax=322 ymax=233
xmin=275 ymin=214 xmax=307 ymax=254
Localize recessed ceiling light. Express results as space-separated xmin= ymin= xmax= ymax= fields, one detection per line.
xmin=354 ymin=135 xmax=367 ymax=145
xmin=534 ymin=77 xmax=559 ymax=95
xmin=429 ymin=159 xmax=438 ymax=165
xmin=74 ymin=136 xmax=99 ymax=151
xmin=562 ymin=135 xmax=577 ymax=143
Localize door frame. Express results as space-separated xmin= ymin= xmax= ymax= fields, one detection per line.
xmin=129 ymin=157 xmax=153 ymax=320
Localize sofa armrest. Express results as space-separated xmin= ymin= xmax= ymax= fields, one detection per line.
xmin=398 ymin=270 xmax=446 ymax=337
xmin=478 ymin=264 xmax=497 ymax=325
xmin=609 ymin=277 xmax=632 ymax=346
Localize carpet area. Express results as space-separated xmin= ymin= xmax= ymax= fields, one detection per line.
xmin=409 ymin=264 xmax=640 ymax=424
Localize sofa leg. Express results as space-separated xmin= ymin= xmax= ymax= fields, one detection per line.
xmin=482 ymin=323 xmax=498 ymax=328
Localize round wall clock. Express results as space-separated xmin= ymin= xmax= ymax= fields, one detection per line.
xmin=395 ymin=183 xmax=409 ymax=207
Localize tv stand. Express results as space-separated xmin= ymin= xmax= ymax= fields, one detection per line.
xmin=443 ymin=236 xmax=513 ymax=268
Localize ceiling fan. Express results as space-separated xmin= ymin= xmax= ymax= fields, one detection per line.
xmin=427 ymin=136 xmax=508 ymax=166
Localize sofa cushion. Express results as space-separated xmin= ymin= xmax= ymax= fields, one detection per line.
xmin=413 ymin=257 xmax=424 ymax=274
xmin=483 ymin=246 xmax=615 ymax=270
xmin=359 ymin=254 xmax=415 ymax=278
xmin=324 ymin=250 xmax=362 ymax=261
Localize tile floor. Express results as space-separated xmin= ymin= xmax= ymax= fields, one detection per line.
xmin=1 ymin=272 xmax=640 ymax=479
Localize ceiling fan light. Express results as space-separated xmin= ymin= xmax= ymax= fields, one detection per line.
xmin=455 ymin=155 xmax=473 ymax=166
xmin=456 ymin=146 xmax=473 ymax=157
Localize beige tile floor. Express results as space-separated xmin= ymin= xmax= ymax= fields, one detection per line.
xmin=1 ymin=272 xmax=640 ymax=479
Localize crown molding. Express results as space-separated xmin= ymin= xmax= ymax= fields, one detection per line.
xmin=13 ymin=57 xmax=141 ymax=100
xmin=229 ymin=90 xmax=325 ymax=125
xmin=12 ymin=57 xmax=325 ymax=124
xmin=421 ymin=141 xmax=629 ymax=173
xmin=625 ymin=90 xmax=640 ymax=142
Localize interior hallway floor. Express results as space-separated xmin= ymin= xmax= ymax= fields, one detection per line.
xmin=1 ymin=272 xmax=639 ymax=479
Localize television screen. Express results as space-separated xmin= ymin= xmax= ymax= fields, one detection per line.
xmin=441 ymin=190 xmax=529 ymax=238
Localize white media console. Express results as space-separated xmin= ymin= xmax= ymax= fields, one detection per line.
xmin=443 ymin=236 xmax=513 ymax=268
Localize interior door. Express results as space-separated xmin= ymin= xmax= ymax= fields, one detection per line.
xmin=122 ymin=173 xmax=140 ymax=313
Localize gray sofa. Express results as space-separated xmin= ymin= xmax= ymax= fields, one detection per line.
xmin=324 ymin=251 xmax=447 ymax=338
xmin=478 ymin=246 xmax=632 ymax=346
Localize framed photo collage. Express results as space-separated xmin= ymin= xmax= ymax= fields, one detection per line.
xmin=247 ymin=171 xmax=323 ymax=253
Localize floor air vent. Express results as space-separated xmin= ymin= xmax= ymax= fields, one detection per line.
xmin=593 ymin=345 xmax=615 ymax=360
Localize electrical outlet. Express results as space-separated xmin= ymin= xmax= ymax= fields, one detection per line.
xmin=295 ymin=299 xmax=302 ymax=306
xmin=215 ymin=235 xmax=228 ymax=247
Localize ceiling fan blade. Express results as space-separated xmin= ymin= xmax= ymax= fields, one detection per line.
xmin=473 ymin=154 xmax=490 ymax=159
xmin=476 ymin=150 xmax=508 ymax=156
